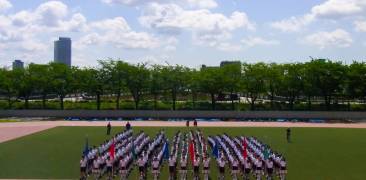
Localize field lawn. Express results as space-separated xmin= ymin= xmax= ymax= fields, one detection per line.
xmin=0 ymin=126 xmax=365 ymax=180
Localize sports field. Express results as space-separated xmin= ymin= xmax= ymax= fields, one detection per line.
xmin=0 ymin=124 xmax=365 ymax=179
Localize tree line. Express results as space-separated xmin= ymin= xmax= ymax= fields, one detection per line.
xmin=1 ymin=59 xmax=366 ymax=111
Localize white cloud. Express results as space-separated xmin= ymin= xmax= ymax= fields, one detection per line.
xmin=139 ymin=3 xmax=254 ymax=50
xmin=76 ymin=17 xmax=161 ymax=50
xmin=271 ymin=0 xmax=366 ymax=32
xmin=303 ymin=29 xmax=353 ymax=49
xmin=102 ymin=0 xmax=218 ymax=9
xmin=354 ymin=20 xmax=366 ymax=32
xmin=186 ymin=0 xmax=217 ymax=9
xmin=241 ymin=36 xmax=280 ymax=47
xmin=35 ymin=1 xmax=68 ymax=27
xmin=216 ymin=42 xmax=242 ymax=52
xmin=0 ymin=0 xmax=12 ymax=12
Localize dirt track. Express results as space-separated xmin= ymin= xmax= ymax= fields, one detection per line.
xmin=1 ymin=121 xmax=366 ymax=143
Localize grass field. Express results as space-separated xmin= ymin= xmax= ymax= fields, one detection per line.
xmin=0 ymin=126 xmax=365 ymax=180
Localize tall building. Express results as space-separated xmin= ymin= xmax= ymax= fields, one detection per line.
xmin=54 ymin=37 xmax=71 ymax=67
xmin=12 ymin=60 xmax=24 ymax=69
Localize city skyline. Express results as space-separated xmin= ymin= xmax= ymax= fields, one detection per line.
xmin=0 ymin=0 xmax=366 ymax=68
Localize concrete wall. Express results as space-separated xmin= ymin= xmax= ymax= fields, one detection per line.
xmin=1 ymin=110 xmax=366 ymax=120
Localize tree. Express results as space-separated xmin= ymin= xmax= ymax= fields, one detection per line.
xmin=99 ymin=60 xmax=128 ymax=110
xmin=279 ymin=63 xmax=304 ymax=110
xmin=187 ymin=69 xmax=200 ymax=109
xmin=305 ymin=59 xmax=346 ymax=110
xmin=28 ymin=64 xmax=52 ymax=109
xmin=221 ymin=62 xmax=241 ymax=110
xmin=77 ymin=67 xmax=105 ymax=110
xmin=0 ymin=68 xmax=16 ymax=109
xmin=49 ymin=63 xmax=73 ymax=110
xmin=345 ymin=62 xmax=366 ymax=110
xmin=264 ymin=63 xmax=282 ymax=109
xmin=12 ymin=67 xmax=33 ymax=109
xmin=125 ymin=63 xmax=149 ymax=110
xmin=161 ymin=65 xmax=189 ymax=110
xmin=198 ymin=67 xmax=225 ymax=110
xmin=149 ymin=65 xmax=164 ymax=110
xmin=241 ymin=63 xmax=267 ymax=110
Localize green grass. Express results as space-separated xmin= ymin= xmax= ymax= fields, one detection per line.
xmin=0 ymin=127 xmax=365 ymax=179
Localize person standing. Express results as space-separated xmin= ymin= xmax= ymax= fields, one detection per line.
xmin=193 ymin=120 xmax=197 ymax=127
xmin=107 ymin=122 xmax=111 ymax=135
xmin=286 ymin=128 xmax=291 ymax=143
xmin=186 ymin=120 xmax=189 ymax=127
xmin=126 ymin=121 xmax=131 ymax=130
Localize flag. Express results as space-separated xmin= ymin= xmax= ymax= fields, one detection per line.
xmin=163 ymin=141 xmax=170 ymax=159
xmin=131 ymin=139 xmax=136 ymax=160
xmin=212 ymin=142 xmax=218 ymax=159
xmin=109 ymin=140 xmax=115 ymax=160
xmin=263 ymin=147 xmax=270 ymax=160
xmin=242 ymin=139 xmax=248 ymax=160
xmin=189 ymin=140 xmax=195 ymax=163
xmin=82 ymin=137 xmax=89 ymax=156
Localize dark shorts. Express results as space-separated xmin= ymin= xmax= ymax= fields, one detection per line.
xmin=169 ymin=166 xmax=175 ymax=173
xmin=194 ymin=166 xmax=199 ymax=173
xmin=204 ymin=166 xmax=209 ymax=170
xmin=219 ymin=167 xmax=225 ymax=173
xmin=121 ymin=166 xmax=126 ymax=170
xmin=245 ymin=168 xmax=251 ymax=174
xmin=139 ymin=166 xmax=144 ymax=172
xmin=107 ymin=166 xmax=112 ymax=172
xmin=267 ymin=168 xmax=273 ymax=174
xmin=153 ymin=167 xmax=159 ymax=171
xmin=181 ymin=166 xmax=186 ymax=170
xmin=281 ymin=166 xmax=286 ymax=170
xmin=80 ymin=167 xmax=86 ymax=172
xmin=256 ymin=166 xmax=262 ymax=171
xmin=233 ymin=166 xmax=238 ymax=170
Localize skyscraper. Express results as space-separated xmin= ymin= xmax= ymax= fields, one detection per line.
xmin=12 ymin=59 xmax=24 ymax=69
xmin=54 ymin=37 xmax=71 ymax=67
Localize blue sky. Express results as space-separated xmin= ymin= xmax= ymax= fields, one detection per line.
xmin=0 ymin=0 xmax=365 ymax=68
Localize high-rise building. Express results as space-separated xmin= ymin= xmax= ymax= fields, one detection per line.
xmin=12 ymin=60 xmax=24 ymax=69
xmin=54 ymin=37 xmax=71 ymax=67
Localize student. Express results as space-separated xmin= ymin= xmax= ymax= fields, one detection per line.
xmin=137 ymin=156 xmax=145 ymax=179
xmin=266 ymin=159 xmax=274 ymax=180
xmin=106 ymin=157 xmax=113 ymax=179
xmin=218 ymin=156 xmax=226 ymax=180
xmin=186 ymin=120 xmax=189 ymax=127
xmin=202 ymin=156 xmax=210 ymax=180
xmin=255 ymin=158 xmax=263 ymax=180
xmin=180 ymin=156 xmax=188 ymax=180
xmin=107 ymin=122 xmax=111 ymax=135
xmin=92 ymin=156 xmax=101 ymax=178
xmin=243 ymin=158 xmax=252 ymax=180
xmin=231 ymin=159 xmax=239 ymax=178
xmin=286 ymin=128 xmax=291 ymax=143
xmin=80 ymin=156 xmax=87 ymax=180
xmin=152 ymin=156 xmax=160 ymax=179
xmin=169 ymin=155 xmax=177 ymax=180
xmin=119 ymin=157 xmax=128 ymax=180
xmin=193 ymin=120 xmax=198 ymax=127
xmin=193 ymin=156 xmax=200 ymax=180
xmin=279 ymin=158 xmax=287 ymax=180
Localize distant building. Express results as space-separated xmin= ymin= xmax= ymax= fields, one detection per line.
xmin=220 ymin=61 xmax=241 ymax=67
xmin=12 ymin=60 xmax=24 ymax=69
xmin=54 ymin=37 xmax=71 ymax=67
xmin=201 ymin=61 xmax=241 ymax=70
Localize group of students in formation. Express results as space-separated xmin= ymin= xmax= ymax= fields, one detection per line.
xmin=79 ymin=126 xmax=287 ymax=180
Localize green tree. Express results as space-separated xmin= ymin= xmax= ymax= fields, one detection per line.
xmin=125 ymin=63 xmax=149 ymax=109
xmin=198 ymin=67 xmax=225 ymax=110
xmin=149 ymin=65 xmax=164 ymax=110
xmin=279 ymin=63 xmax=304 ymax=110
xmin=12 ymin=67 xmax=33 ymax=109
xmin=0 ymin=68 xmax=16 ymax=109
xmin=161 ymin=65 xmax=189 ymax=110
xmin=305 ymin=59 xmax=346 ymax=110
xmin=345 ymin=62 xmax=366 ymax=110
xmin=264 ymin=63 xmax=282 ymax=109
xmin=221 ymin=63 xmax=241 ymax=110
xmin=49 ymin=63 xmax=73 ymax=110
xmin=241 ymin=63 xmax=267 ymax=110
xmin=28 ymin=64 xmax=52 ymax=109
